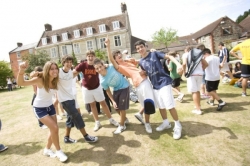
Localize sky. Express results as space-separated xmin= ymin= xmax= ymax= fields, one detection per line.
xmin=0 ymin=0 xmax=249 ymax=62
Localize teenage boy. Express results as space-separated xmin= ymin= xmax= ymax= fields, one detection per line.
xmin=134 ymin=40 xmax=182 ymax=140
xmin=203 ymin=48 xmax=226 ymax=111
xmin=74 ymin=51 xmax=119 ymax=131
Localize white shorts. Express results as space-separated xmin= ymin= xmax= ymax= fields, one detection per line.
xmin=74 ymin=94 xmax=79 ymax=109
xmin=136 ymin=79 xmax=156 ymax=107
xmin=81 ymin=85 xmax=105 ymax=104
xmin=187 ymin=75 xmax=203 ymax=93
xmin=153 ymin=85 xmax=175 ymax=109
xmin=220 ymin=62 xmax=230 ymax=72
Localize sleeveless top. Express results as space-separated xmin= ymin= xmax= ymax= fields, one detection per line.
xmin=33 ymin=87 xmax=56 ymax=107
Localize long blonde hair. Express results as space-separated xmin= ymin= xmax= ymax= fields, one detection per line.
xmin=42 ymin=61 xmax=59 ymax=92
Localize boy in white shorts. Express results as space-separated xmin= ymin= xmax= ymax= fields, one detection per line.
xmin=135 ymin=40 xmax=183 ymax=140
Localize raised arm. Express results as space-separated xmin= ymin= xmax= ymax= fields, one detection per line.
xmin=105 ymin=37 xmax=119 ymax=70
xmin=165 ymin=54 xmax=183 ymax=75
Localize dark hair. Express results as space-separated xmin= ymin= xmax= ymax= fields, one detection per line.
xmin=61 ymin=55 xmax=73 ymax=65
xmin=197 ymin=44 xmax=206 ymax=51
xmin=202 ymin=48 xmax=211 ymax=54
xmin=219 ymin=42 xmax=224 ymax=46
xmin=34 ymin=66 xmax=43 ymax=72
xmin=93 ymin=58 xmax=104 ymax=66
xmin=134 ymin=40 xmax=146 ymax=49
xmin=112 ymin=50 xmax=121 ymax=60
xmin=235 ymin=62 xmax=241 ymax=70
xmin=185 ymin=46 xmax=193 ymax=52
xmin=168 ymin=51 xmax=176 ymax=57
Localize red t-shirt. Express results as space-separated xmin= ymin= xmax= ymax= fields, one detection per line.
xmin=75 ymin=62 xmax=100 ymax=90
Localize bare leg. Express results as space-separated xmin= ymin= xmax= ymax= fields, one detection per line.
xmin=89 ymin=101 xmax=99 ymax=121
xmin=99 ymin=100 xmax=112 ymax=119
xmin=169 ymin=108 xmax=179 ymax=121
xmin=145 ymin=114 xmax=150 ymax=123
xmin=159 ymin=108 xmax=167 ymax=119
xmin=242 ymin=78 xmax=248 ymax=94
xmin=192 ymin=91 xmax=201 ymax=110
xmin=120 ymin=110 xmax=126 ymax=126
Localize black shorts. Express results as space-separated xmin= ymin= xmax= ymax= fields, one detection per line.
xmin=205 ymin=80 xmax=220 ymax=92
xmin=241 ymin=64 xmax=250 ymax=78
xmin=172 ymin=77 xmax=181 ymax=88
xmin=113 ymin=86 xmax=130 ymax=111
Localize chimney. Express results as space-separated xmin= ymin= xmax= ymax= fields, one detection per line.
xmin=17 ymin=42 xmax=23 ymax=47
xmin=44 ymin=24 xmax=52 ymax=31
xmin=121 ymin=2 xmax=127 ymax=13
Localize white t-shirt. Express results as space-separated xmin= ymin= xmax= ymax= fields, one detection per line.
xmin=33 ymin=88 xmax=56 ymax=107
xmin=57 ymin=68 xmax=75 ymax=102
xmin=185 ymin=51 xmax=204 ymax=75
xmin=182 ymin=52 xmax=189 ymax=72
xmin=205 ymin=55 xmax=220 ymax=81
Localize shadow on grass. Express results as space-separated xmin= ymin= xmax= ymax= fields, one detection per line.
xmin=66 ymin=135 xmax=141 ymax=165
xmin=0 ymin=142 xmax=42 ymax=156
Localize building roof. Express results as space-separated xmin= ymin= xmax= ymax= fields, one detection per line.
xmin=130 ymin=36 xmax=146 ymax=53
xmin=37 ymin=14 xmax=127 ymax=47
xmin=9 ymin=42 xmax=37 ymax=53
xmin=239 ymin=15 xmax=250 ymax=32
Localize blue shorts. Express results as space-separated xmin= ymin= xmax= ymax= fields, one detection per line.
xmin=33 ymin=105 xmax=56 ymax=119
xmin=61 ymin=100 xmax=85 ymax=129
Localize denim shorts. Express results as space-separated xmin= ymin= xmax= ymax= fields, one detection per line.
xmin=33 ymin=105 xmax=56 ymax=119
xmin=61 ymin=100 xmax=85 ymax=129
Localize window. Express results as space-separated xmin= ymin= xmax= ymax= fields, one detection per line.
xmin=86 ymin=41 xmax=93 ymax=50
xmin=100 ymin=38 xmax=106 ymax=49
xmin=16 ymin=52 xmax=21 ymax=58
xmin=62 ymin=45 xmax=68 ymax=55
xmin=62 ymin=33 xmax=68 ymax=41
xmin=52 ymin=35 xmax=58 ymax=43
xmin=112 ymin=21 xmax=120 ymax=30
xmin=42 ymin=38 xmax=47 ymax=45
xmin=114 ymin=35 xmax=121 ymax=46
xmin=99 ymin=24 xmax=106 ymax=33
xmin=73 ymin=43 xmax=81 ymax=54
xmin=222 ymin=27 xmax=232 ymax=35
xmin=86 ymin=27 xmax=93 ymax=36
xmin=50 ymin=48 xmax=57 ymax=58
xmin=74 ymin=30 xmax=80 ymax=38
xmin=29 ymin=49 xmax=33 ymax=54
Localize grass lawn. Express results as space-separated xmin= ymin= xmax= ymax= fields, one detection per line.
xmin=0 ymin=81 xmax=249 ymax=166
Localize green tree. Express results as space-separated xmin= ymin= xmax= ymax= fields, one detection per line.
xmin=95 ymin=49 xmax=107 ymax=61
xmin=72 ymin=52 xmax=78 ymax=66
xmin=21 ymin=50 xmax=51 ymax=73
xmin=0 ymin=61 xmax=13 ymax=89
xmin=236 ymin=9 xmax=250 ymax=23
xmin=151 ymin=27 xmax=178 ymax=51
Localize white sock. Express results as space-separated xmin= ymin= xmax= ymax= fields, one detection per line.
xmin=163 ymin=119 xmax=169 ymax=125
xmin=174 ymin=120 xmax=182 ymax=128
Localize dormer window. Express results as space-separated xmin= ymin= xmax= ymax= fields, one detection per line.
xmin=99 ymin=24 xmax=106 ymax=33
xmin=52 ymin=35 xmax=58 ymax=43
xmin=62 ymin=32 xmax=68 ymax=41
xmin=74 ymin=30 xmax=80 ymax=38
xmin=42 ymin=38 xmax=47 ymax=45
xmin=86 ymin=27 xmax=93 ymax=36
xmin=222 ymin=27 xmax=232 ymax=36
xmin=112 ymin=21 xmax=120 ymax=30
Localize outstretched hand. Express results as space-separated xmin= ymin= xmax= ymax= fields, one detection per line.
xmin=105 ymin=36 xmax=110 ymax=47
xmin=19 ymin=61 xmax=29 ymax=70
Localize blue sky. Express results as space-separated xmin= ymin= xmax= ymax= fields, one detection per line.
xmin=0 ymin=0 xmax=249 ymax=62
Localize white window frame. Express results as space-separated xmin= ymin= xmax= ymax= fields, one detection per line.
xmin=114 ymin=35 xmax=121 ymax=47
xmin=99 ymin=38 xmax=106 ymax=49
xmin=52 ymin=35 xmax=58 ymax=43
xmin=86 ymin=27 xmax=93 ymax=36
xmin=42 ymin=38 xmax=47 ymax=45
xmin=50 ymin=47 xmax=57 ymax=58
xmin=86 ymin=40 xmax=93 ymax=50
xmin=112 ymin=21 xmax=120 ymax=30
xmin=74 ymin=30 xmax=80 ymax=38
xmin=62 ymin=33 xmax=68 ymax=41
xmin=99 ymin=24 xmax=106 ymax=33
xmin=61 ymin=45 xmax=68 ymax=55
xmin=16 ymin=52 xmax=21 ymax=58
xmin=73 ymin=43 xmax=81 ymax=54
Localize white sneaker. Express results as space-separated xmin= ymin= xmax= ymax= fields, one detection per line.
xmin=134 ymin=113 xmax=145 ymax=124
xmin=125 ymin=118 xmax=129 ymax=124
xmin=56 ymin=150 xmax=68 ymax=162
xmin=114 ymin=125 xmax=126 ymax=134
xmin=56 ymin=115 xmax=63 ymax=120
xmin=145 ymin=123 xmax=152 ymax=133
xmin=192 ymin=110 xmax=202 ymax=115
xmin=93 ymin=121 xmax=101 ymax=131
xmin=177 ymin=93 xmax=185 ymax=102
xmin=173 ymin=127 xmax=182 ymax=140
xmin=41 ymin=125 xmax=48 ymax=129
xmin=43 ymin=148 xmax=56 ymax=158
xmin=109 ymin=118 xmax=119 ymax=127
xmin=156 ymin=122 xmax=171 ymax=131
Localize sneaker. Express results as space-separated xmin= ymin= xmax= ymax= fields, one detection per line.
xmin=56 ymin=115 xmax=63 ymax=120
xmin=84 ymin=134 xmax=98 ymax=143
xmin=134 ymin=113 xmax=145 ymax=124
xmin=173 ymin=127 xmax=182 ymax=140
xmin=177 ymin=93 xmax=185 ymax=101
xmin=145 ymin=123 xmax=152 ymax=133
xmin=40 ymin=125 xmax=48 ymax=129
xmin=93 ymin=121 xmax=101 ymax=131
xmin=207 ymin=100 xmax=214 ymax=106
xmin=125 ymin=118 xmax=129 ymax=124
xmin=201 ymin=94 xmax=210 ymax=99
xmin=242 ymin=92 xmax=247 ymax=97
xmin=174 ymin=97 xmax=183 ymax=102
xmin=62 ymin=113 xmax=67 ymax=116
xmin=89 ymin=112 xmax=93 ymax=115
xmin=109 ymin=118 xmax=119 ymax=127
xmin=56 ymin=150 xmax=68 ymax=162
xmin=43 ymin=148 xmax=56 ymax=158
xmin=0 ymin=144 xmax=8 ymax=152
xmin=191 ymin=110 xmax=202 ymax=115
xmin=217 ymin=101 xmax=226 ymax=111
xmin=114 ymin=125 xmax=126 ymax=134
xmin=156 ymin=122 xmax=171 ymax=131
xmin=64 ymin=136 xmax=77 ymax=143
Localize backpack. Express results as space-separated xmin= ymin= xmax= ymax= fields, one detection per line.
xmin=185 ymin=48 xmax=203 ymax=78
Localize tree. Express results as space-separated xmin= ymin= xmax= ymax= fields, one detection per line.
xmin=72 ymin=52 xmax=78 ymax=66
xmin=151 ymin=27 xmax=178 ymax=51
xmin=21 ymin=50 xmax=51 ymax=73
xmin=236 ymin=9 xmax=250 ymax=23
xmin=95 ymin=49 xmax=107 ymax=61
xmin=0 ymin=61 xmax=13 ymax=89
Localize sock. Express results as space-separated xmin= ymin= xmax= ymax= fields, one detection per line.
xmin=174 ymin=120 xmax=182 ymax=128
xmin=163 ymin=119 xmax=169 ymax=125
xmin=96 ymin=120 xmax=100 ymax=123
xmin=84 ymin=134 xmax=88 ymax=138
xmin=218 ymin=99 xmax=223 ymax=103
